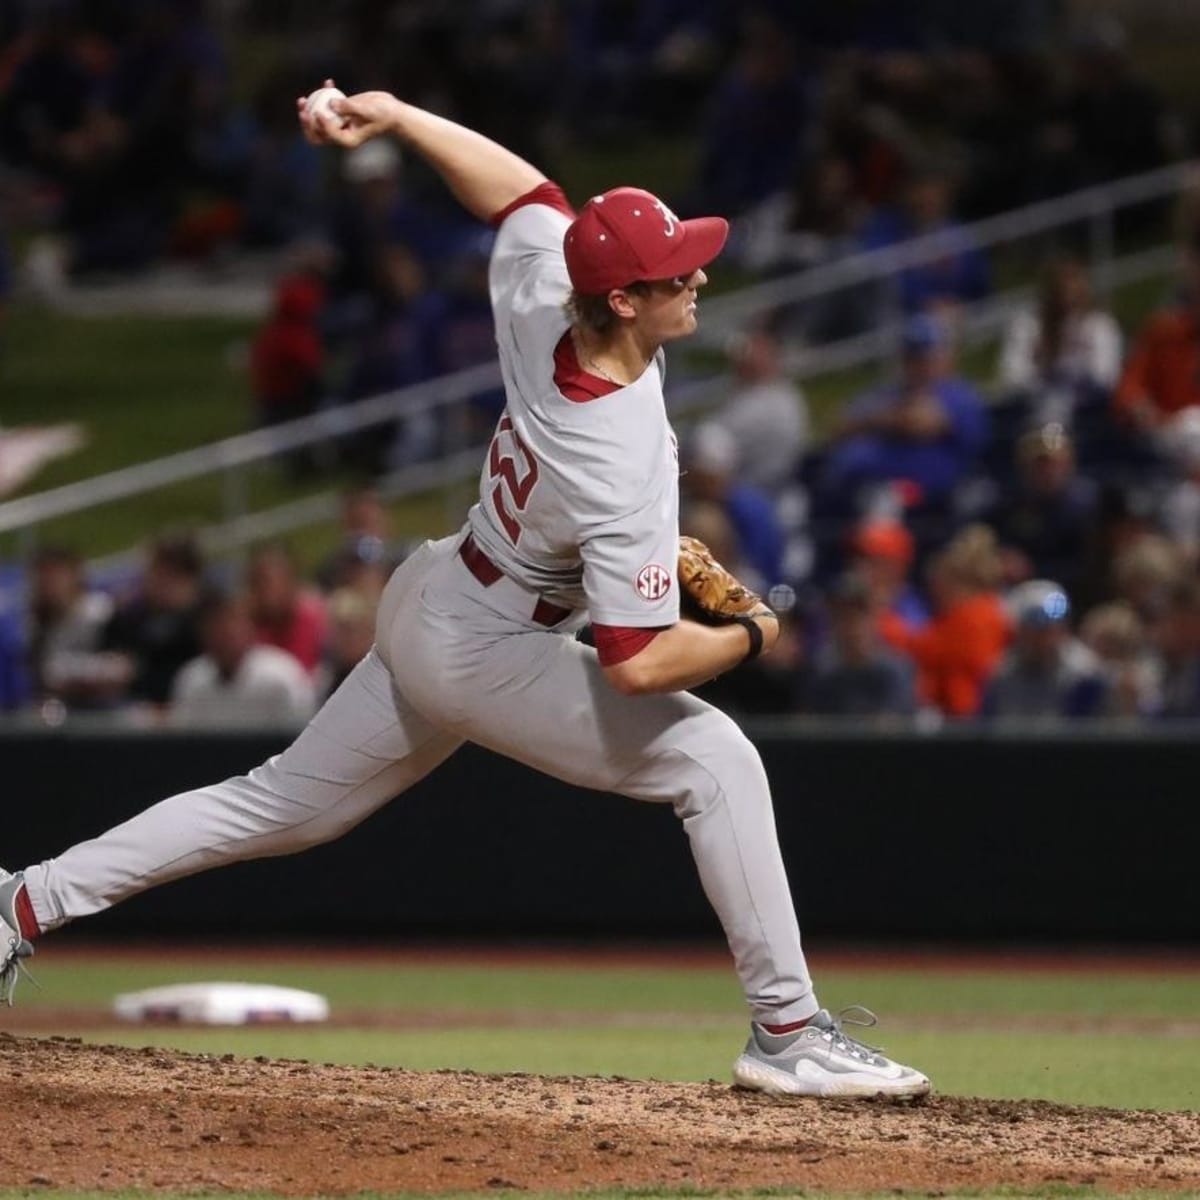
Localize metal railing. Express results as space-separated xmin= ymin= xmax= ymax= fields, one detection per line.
xmin=0 ymin=158 xmax=1194 ymax=559
xmin=0 ymin=361 xmax=500 ymax=537
xmin=692 ymin=160 xmax=1196 ymax=342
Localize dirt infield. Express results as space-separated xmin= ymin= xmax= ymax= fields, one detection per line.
xmin=3 ymin=1033 xmax=1198 ymax=1195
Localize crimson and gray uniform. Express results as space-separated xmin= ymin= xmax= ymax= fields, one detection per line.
xmin=20 ymin=190 xmax=817 ymax=1027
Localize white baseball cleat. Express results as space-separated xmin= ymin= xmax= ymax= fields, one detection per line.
xmin=733 ymin=1006 xmax=931 ymax=1099
xmin=0 ymin=869 xmax=35 ymax=1006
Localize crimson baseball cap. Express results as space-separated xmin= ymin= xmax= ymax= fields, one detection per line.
xmin=563 ymin=187 xmax=729 ymax=294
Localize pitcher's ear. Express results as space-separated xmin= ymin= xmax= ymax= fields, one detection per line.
xmin=608 ymin=287 xmax=640 ymax=321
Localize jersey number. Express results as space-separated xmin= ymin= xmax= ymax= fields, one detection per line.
xmin=488 ymin=415 xmax=539 ymax=545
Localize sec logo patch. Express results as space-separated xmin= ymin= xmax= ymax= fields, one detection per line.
xmin=635 ymin=563 xmax=672 ymax=601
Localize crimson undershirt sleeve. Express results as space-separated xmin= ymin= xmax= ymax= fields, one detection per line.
xmin=490 ymin=181 xmax=576 ymax=228
xmin=591 ymin=624 xmax=669 ymax=667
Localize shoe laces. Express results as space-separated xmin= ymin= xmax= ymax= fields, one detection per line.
xmin=817 ymin=1005 xmax=886 ymax=1065
xmin=0 ymin=934 xmax=37 ymax=1006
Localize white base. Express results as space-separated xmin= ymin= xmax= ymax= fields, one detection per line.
xmin=113 ymin=982 xmax=329 ymax=1025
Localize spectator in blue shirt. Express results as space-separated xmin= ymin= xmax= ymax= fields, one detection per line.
xmin=821 ymin=314 xmax=990 ymax=510
xmin=861 ymin=165 xmax=990 ymax=314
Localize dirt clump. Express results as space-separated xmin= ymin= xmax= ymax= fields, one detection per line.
xmin=2 ymin=1033 xmax=1196 ymax=1194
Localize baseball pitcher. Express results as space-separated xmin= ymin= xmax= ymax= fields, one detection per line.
xmin=1 ymin=82 xmax=928 ymax=1099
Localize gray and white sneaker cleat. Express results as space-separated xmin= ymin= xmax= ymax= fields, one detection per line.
xmin=0 ymin=869 xmax=35 ymax=1006
xmin=733 ymin=1006 xmax=931 ymax=1099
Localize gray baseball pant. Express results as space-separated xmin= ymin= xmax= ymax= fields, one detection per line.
xmin=22 ymin=536 xmax=818 ymax=1025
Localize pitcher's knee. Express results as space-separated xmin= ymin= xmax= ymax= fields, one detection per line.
xmin=671 ymin=722 xmax=771 ymax=822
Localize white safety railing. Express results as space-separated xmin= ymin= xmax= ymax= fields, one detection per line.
xmin=0 ymin=158 xmax=1194 ymax=559
xmin=0 ymin=361 xmax=501 ymax=536
xmin=692 ymin=159 xmax=1196 ymax=342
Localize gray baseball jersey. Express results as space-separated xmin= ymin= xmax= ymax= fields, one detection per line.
xmin=467 ymin=201 xmax=680 ymax=625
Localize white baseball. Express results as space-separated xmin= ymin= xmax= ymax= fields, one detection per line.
xmin=304 ymin=86 xmax=347 ymax=126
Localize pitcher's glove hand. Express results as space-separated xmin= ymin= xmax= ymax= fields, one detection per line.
xmin=677 ymin=536 xmax=773 ymax=624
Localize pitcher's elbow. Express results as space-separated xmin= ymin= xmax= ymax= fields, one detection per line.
xmin=603 ymin=658 xmax=658 ymax=696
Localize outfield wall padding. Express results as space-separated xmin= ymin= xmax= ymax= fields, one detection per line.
xmin=2 ymin=726 xmax=1193 ymax=941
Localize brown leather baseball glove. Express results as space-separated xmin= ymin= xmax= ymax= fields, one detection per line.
xmin=678 ymin=535 xmax=772 ymax=623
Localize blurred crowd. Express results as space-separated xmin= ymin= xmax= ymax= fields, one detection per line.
xmin=8 ymin=235 xmax=1200 ymax=727
xmin=1 ymin=2 xmax=1191 ymax=470
xmin=5 ymin=2 xmax=1200 ymax=728
xmin=690 ymin=226 xmax=1200 ymax=725
xmin=0 ymin=484 xmax=399 ymax=726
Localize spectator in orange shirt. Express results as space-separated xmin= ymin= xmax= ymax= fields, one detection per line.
xmin=1114 ymin=237 xmax=1200 ymax=429
xmin=904 ymin=525 xmax=1011 ymax=717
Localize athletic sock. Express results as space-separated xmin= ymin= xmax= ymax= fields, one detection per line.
xmin=762 ymin=1015 xmax=813 ymax=1035
xmin=14 ymin=885 xmax=40 ymax=940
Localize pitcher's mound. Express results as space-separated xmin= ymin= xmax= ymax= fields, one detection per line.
xmin=2 ymin=1033 xmax=1196 ymax=1194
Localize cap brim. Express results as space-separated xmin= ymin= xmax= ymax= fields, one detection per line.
xmin=653 ymin=216 xmax=729 ymax=281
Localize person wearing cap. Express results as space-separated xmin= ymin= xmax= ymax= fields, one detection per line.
xmin=847 ymin=518 xmax=929 ymax=652
xmin=821 ymin=312 xmax=988 ymax=512
xmin=981 ymin=581 xmax=1106 ymax=721
xmin=0 ymin=84 xmax=932 ymax=1103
